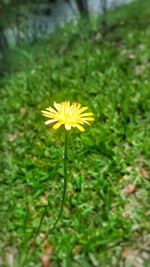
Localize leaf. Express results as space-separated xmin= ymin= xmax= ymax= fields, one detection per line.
xmin=40 ymin=245 xmax=54 ymax=267
xmin=139 ymin=167 xmax=149 ymax=179
xmin=73 ymin=244 xmax=82 ymax=255
xmin=88 ymin=252 xmax=99 ymax=266
xmin=5 ymin=252 xmax=14 ymax=267
xmin=135 ymin=64 xmax=145 ymax=76
xmin=19 ymin=107 xmax=26 ymax=114
xmin=124 ymin=184 xmax=138 ymax=194
xmin=5 ymin=248 xmax=17 ymax=267
xmin=7 ymin=131 xmax=24 ymax=142
xmin=128 ymin=53 xmax=135 ymax=60
xmin=122 ymin=246 xmax=133 ymax=259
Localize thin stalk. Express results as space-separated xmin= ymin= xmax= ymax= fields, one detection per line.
xmin=39 ymin=130 xmax=69 ymax=246
xmin=25 ymin=131 xmax=69 ymax=264
xmin=23 ymin=206 xmax=47 ymax=266
xmin=35 ymin=206 xmax=47 ymax=237
xmin=51 ymin=130 xmax=69 ymax=231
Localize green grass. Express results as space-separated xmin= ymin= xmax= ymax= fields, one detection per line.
xmin=0 ymin=0 xmax=150 ymax=266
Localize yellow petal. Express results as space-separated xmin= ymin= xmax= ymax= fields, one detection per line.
xmin=46 ymin=107 xmax=58 ymax=114
xmin=41 ymin=112 xmax=57 ymax=119
xmin=83 ymin=121 xmax=90 ymax=125
xmin=74 ymin=124 xmax=85 ymax=132
xmin=79 ymin=112 xmax=94 ymax=117
xmin=77 ymin=106 xmax=88 ymax=114
xmin=45 ymin=119 xmax=57 ymax=125
xmin=54 ymin=102 xmax=61 ymax=111
xmin=65 ymin=124 xmax=71 ymax=130
xmin=42 ymin=101 xmax=94 ymax=132
xmin=53 ymin=121 xmax=62 ymax=130
xmin=82 ymin=117 xmax=94 ymax=121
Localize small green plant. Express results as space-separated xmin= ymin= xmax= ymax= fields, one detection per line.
xmin=41 ymin=101 xmax=94 ymax=234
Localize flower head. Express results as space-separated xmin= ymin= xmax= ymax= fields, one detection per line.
xmin=41 ymin=101 xmax=94 ymax=132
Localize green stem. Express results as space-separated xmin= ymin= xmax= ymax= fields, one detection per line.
xmin=35 ymin=206 xmax=47 ymax=237
xmin=51 ymin=130 xmax=69 ymax=231
xmin=25 ymin=131 xmax=69 ymax=262
xmin=25 ymin=128 xmax=71 ymax=262
xmin=39 ymin=130 xmax=69 ymax=246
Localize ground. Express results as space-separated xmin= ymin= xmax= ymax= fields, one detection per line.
xmin=0 ymin=0 xmax=150 ymax=266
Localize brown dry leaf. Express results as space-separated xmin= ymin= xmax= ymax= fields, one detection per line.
xmin=135 ymin=64 xmax=145 ymax=76
xmin=73 ymin=244 xmax=82 ymax=255
xmin=19 ymin=107 xmax=26 ymax=114
xmin=8 ymin=133 xmax=17 ymax=142
xmin=40 ymin=245 xmax=54 ymax=267
xmin=128 ymin=53 xmax=135 ymax=60
xmin=39 ymin=232 xmax=46 ymax=239
xmin=7 ymin=131 xmax=24 ymax=142
xmin=4 ymin=248 xmax=17 ymax=267
xmin=138 ymin=44 xmax=145 ymax=50
xmin=139 ymin=167 xmax=149 ymax=179
xmin=39 ymin=196 xmax=48 ymax=206
xmin=120 ymin=48 xmax=135 ymax=60
xmin=122 ymin=246 xmax=133 ymax=259
xmin=5 ymin=252 xmax=15 ymax=267
xmin=122 ymin=246 xmax=147 ymax=267
xmin=124 ymin=184 xmax=138 ymax=194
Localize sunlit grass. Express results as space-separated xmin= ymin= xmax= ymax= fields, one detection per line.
xmin=0 ymin=0 xmax=150 ymax=266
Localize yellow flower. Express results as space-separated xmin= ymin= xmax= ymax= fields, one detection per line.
xmin=41 ymin=101 xmax=94 ymax=132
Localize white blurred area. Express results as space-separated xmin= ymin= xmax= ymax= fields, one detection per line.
xmin=3 ymin=0 xmax=133 ymax=48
